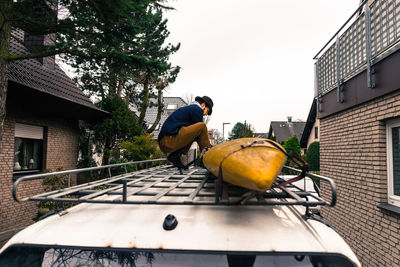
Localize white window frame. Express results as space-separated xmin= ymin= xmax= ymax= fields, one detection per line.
xmin=14 ymin=123 xmax=44 ymax=173
xmin=167 ymin=104 xmax=177 ymax=110
xmin=386 ymin=118 xmax=400 ymax=206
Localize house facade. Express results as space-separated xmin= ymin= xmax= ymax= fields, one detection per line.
xmin=315 ymin=1 xmax=400 ymax=266
xmin=267 ymin=117 xmax=305 ymax=153
xmin=300 ymin=99 xmax=320 ymax=153
xmin=0 ymin=29 xmax=108 ymax=244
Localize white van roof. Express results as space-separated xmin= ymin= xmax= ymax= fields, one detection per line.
xmin=1 ymin=165 xmax=361 ymax=266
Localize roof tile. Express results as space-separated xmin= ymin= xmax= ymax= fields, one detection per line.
xmin=8 ymin=29 xmax=105 ymax=113
xmin=269 ymin=121 xmax=306 ymax=144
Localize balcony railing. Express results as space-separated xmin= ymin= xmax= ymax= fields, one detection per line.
xmin=314 ymin=0 xmax=400 ymax=105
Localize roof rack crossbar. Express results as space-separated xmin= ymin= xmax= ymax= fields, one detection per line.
xmin=280 ymin=187 xmax=307 ymax=203
xmin=49 ymin=167 xmax=168 ymax=200
xmin=148 ymin=169 xmax=197 ymax=203
xmin=121 ymin=172 xmax=178 ymax=200
xmin=48 ymin=174 xmax=136 ymax=200
xmin=80 ymin=170 xmax=166 ymax=200
xmin=285 ymin=183 xmax=325 ymax=203
xmin=185 ymin=176 xmax=209 ymax=203
xmin=20 ymin=172 xmax=137 ymax=202
xmin=262 ymin=191 xmax=309 ymax=198
xmin=80 ymin=189 xmax=216 ymax=198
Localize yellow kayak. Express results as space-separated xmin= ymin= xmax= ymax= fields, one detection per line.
xmin=203 ymin=138 xmax=287 ymax=191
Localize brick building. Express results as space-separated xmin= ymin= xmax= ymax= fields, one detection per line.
xmin=315 ymin=1 xmax=400 ymax=266
xmin=0 ymin=29 xmax=108 ymax=244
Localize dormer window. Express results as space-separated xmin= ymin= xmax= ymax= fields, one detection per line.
xmin=167 ymin=104 xmax=177 ymax=110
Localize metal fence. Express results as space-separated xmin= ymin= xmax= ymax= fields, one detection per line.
xmin=315 ymin=0 xmax=400 ymax=103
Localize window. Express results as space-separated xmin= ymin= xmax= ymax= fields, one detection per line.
xmin=0 ymin=245 xmax=357 ymax=267
xmin=387 ymin=119 xmax=400 ymax=206
xmin=14 ymin=123 xmax=44 ymax=173
xmin=167 ymin=104 xmax=178 ymax=110
xmin=147 ymin=124 xmax=160 ymax=130
xmin=314 ymin=126 xmax=319 ymax=139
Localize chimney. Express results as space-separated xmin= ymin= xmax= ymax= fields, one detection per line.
xmin=22 ymin=0 xmax=57 ymax=68
xmin=287 ymin=116 xmax=292 ymax=123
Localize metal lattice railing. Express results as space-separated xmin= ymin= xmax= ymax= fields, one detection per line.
xmin=315 ymin=0 xmax=400 ymax=102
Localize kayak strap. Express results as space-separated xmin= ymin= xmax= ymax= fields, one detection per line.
xmin=270 ymin=146 xmax=309 ymax=189
xmin=216 ymin=140 xmax=310 ymax=201
xmin=217 ymin=140 xmax=268 ymax=200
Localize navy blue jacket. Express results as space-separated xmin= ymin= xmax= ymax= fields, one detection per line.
xmin=158 ymin=104 xmax=203 ymax=141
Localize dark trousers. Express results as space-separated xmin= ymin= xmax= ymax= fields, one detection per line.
xmin=159 ymin=122 xmax=211 ymax=154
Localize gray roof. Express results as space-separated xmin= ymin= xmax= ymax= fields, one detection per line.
xmin=8 ymin=29 xmax=107 ymax=116
xmin=135 ymin=97 xmax=187 ymax=138
xmin=268 ymin=121 xmax=306 ymax=144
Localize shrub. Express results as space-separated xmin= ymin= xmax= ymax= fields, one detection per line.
xmin=95 ymin=96 xmax=143 ymax=165
xmin=282 ymin=136 xmax=301 ymax=173
xmin=120 ymin=134 xmax=162 ymax=161
xmin=34 ymin=168 xmax=74 ymax=221
xmin=283 ymin=136 xmax=301 ymax=156
xmin=306 ymin=141 xmax=320 ymax=172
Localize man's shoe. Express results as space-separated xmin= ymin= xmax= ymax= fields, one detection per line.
xmin=167 ymin=151 xmax=186 ymax=169
xmin=200 ymin=147 xmax=210 ymax=158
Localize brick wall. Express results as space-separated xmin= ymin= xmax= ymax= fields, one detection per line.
xmin=0 ymin=109 xmax=78 ymax=237
xmin=320 ymin=89 xmax=400 ymax=267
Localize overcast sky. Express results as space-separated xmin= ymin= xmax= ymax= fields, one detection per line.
xmin=163 ymin=0 xmax=360 ymax=136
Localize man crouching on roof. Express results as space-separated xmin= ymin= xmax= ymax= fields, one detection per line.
xmin=158 ymin=96 xmax=213 ymax=169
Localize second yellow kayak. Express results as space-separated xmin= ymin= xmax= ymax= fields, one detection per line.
xmin=203 ymin=138 xmax=287 ymax=191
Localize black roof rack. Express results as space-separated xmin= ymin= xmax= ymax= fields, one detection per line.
xmin=12 ymin=159 xmax=337 ymax=209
